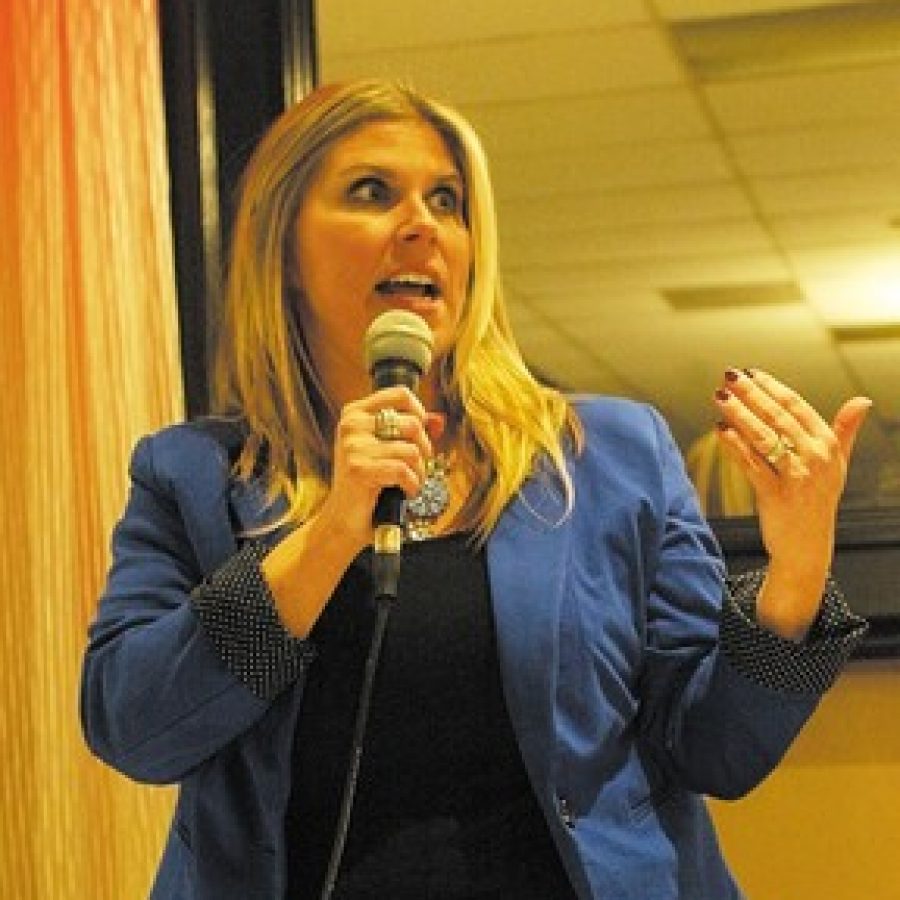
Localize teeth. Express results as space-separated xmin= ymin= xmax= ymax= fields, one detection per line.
xmin=376 ymin=274 xmax=439 ymax=297
xmin=394 ymin=272 xmax=434 ymax=286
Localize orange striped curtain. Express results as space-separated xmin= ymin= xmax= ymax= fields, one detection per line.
xmin=0 ymin=1 xmax=183 ymax=897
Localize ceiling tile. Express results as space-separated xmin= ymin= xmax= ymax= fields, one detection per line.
xmin=770 ymin=210 xmax=899 ymax=248
xmin=320 ymin=28 xmax=683 ymax=105
xmin=501 ymin=217 xmax=774 ymax=266
xmin=516 ymin=327 xmax=638 ymax=396
xmin=498 ymin=183 xmax=755 ymax=235
xmin=655 ymin=0 xmax=857 ymax=21
xmin=463 ymin=87 xmax=710 ymax=155
xmin=752 ymin=169 xmax=900 ymax=215
xmin=705 ymin=63 xmax=900 ymax=133
xmin=550 ymin=301 xmax=853 ymax=408
xmin=504 ymin=251 xmax=790 ymax=294
xmin=510 ymin=288 xmax=664 ymax=326
xmin=318 ymin=0 xmax=649 ymax=53
xmin=729 ymin=123 xmax=900 ymax=176
xmin=491 ymin=139 xmax=732 ymax=198
xmin=503 ymin=298 xmax=549 ymax=340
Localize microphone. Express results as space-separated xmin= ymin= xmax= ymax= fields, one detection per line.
xmin=363 ymin=310 xmax=434 ymax=600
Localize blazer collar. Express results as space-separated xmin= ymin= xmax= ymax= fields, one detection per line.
xmin=228 ymin=476 xmax=291 ymax=547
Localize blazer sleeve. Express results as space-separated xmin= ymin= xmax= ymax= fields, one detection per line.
xmin=80 ymin=429 xmax=312 ymax=785
xmin=635 ymin=408 xmax=844 ymax=800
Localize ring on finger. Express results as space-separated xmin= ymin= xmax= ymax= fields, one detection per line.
xmin=374 ymin=407 xmax=402 ymax=441
xmin=764 ymin=433 xmax=796 ymax=466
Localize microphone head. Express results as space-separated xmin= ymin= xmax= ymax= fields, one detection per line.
xmin=364 ymin=310 xmax=434 ymax=376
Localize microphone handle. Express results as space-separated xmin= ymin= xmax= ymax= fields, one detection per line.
xmin=370 ymin=360 xmax=421 ymax=599
xmin=370 ymin=360 xmax=420 ymax=391
xmin=371 ymin=359 xmax=420 ymax=530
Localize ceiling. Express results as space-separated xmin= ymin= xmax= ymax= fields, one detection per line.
xmin=315 ymin=0 xmax=900 ymax=512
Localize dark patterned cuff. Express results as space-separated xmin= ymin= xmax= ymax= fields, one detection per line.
xmin=721 ymin=569 xmax=868 ymax=695
xmin=191 ymin=541 xmax=316 ymax=700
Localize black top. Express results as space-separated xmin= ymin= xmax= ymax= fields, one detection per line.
xmin=285 ymin=533 xmax=577 ymax=899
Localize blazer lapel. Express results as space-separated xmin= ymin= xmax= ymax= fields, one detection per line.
xmin=487 ymin=469 xmax=572 ymax=791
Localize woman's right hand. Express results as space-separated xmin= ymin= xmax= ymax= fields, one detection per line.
xmin=262 ymin=385 xmax=442 ymax=636
xmin=323 ymin=384 xmax=442 ymax=547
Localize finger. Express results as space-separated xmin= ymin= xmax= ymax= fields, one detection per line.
xmin=721 ymin=369 xmax=813 ymax=451
xmin=336 ymin=411 xmax=430 ymax=490
xmin=346 ymin=454 xmax=424 ymax=500
xmin=378 ymin=456 xmax=427 ymax=498
xmin=714 ymin=387 xmax=796 ymax=466
xmin=715 ymin=422 xmax=775 ymax=491
xmin=372 ymin=406 xmax=403 ymax=441
xmin=832 ymin=397 xmax=872 ymax=461
xmin=742 ymin=368 xmax=831 ymax=441
xmin=362 ymin=385 xmax=428 ymax=420
xmin=371 ymin=408 xmax=433 ymax=459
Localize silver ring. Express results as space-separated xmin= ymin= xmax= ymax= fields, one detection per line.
xmin=764 ymin=433 xmax=796 ymax=466
xmin=374 ymin=407 xmax=401 ymax=441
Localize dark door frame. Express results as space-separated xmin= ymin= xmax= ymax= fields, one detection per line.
xmin=159 ymin=0 xmax=317 ymax=418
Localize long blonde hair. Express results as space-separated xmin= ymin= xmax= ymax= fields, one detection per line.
xmin=214 ymin=79 xmax=582 ymax=540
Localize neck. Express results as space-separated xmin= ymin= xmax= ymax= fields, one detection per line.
xmin=417 ymin=373 xmax=444 ymax=413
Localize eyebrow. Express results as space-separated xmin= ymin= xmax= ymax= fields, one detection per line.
xmin=337 ymin=163 xmax=464 ymax=187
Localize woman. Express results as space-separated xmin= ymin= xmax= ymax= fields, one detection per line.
xmin=81 ymin=80 xmax=870 ymax=899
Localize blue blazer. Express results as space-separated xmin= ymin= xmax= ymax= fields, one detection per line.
xmin=81 ymin=398 xmax=819 ymax=899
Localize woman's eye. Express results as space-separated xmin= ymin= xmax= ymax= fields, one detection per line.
xmin=430 ymin=185 xmax=461 ymax=214
xmin=347 ymin=177 xmax=391 ymax=204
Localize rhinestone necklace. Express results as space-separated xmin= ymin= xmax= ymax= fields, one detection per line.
xmin=405 ymin=454 xmax=451 ymax=541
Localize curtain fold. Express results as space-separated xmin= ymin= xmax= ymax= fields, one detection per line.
xmin=1 ymin=1 xmax=183 ymax=896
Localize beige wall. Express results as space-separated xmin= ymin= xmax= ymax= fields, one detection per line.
xmin=710 ymin=660 xmax=900 ymax=899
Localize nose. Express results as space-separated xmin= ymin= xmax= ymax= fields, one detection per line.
xmin=395 ymin=194 xmax=438 ymax=246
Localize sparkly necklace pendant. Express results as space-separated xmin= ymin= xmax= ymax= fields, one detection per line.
xmin=405 ymin=454 xmax=450 ymax=541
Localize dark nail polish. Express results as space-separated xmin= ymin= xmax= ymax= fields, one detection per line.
xmin=724 ymin=368 xmax=740 ymax=382
xmin=715 ymin=389 xmax=730 ymax=402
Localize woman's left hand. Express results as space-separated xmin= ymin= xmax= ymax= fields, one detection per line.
xmin=714 ymin=368 xmax=872 ymax=640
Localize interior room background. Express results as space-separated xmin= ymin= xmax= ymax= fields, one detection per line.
xmin=2 ymin=2 xmax=898 ymax=898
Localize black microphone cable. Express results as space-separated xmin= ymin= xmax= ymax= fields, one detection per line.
xmin=317 ymin=589 xmax=392 ymax=900
xmin=318 ymin=310 xmax=434 ymax=899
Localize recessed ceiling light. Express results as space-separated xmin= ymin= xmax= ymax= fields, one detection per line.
xmin=662 ymin=281 xmax=804 ymax=310
xmin=671 ymin=4 xmax=900 ymax=81
xmin=830 ymin=323 xmax=900 ymax=343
